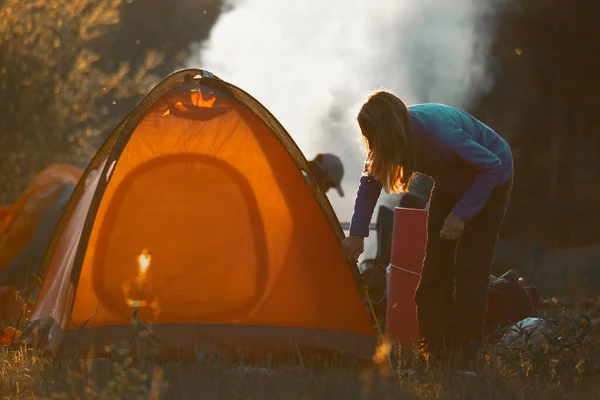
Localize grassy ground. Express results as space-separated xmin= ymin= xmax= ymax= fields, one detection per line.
xmin=1 ymin=302 xmax=600 ymax=399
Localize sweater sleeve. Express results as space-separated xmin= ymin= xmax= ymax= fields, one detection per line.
xmin=441 ymin=127 xmax=504 ymax=222
xmin=349 ymin=167 xmax=383 ymax=237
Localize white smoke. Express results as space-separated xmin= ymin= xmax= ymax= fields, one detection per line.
xmin=187 ymin=0 xmax=491 ymax=223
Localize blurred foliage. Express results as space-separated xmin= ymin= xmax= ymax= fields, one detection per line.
xmin=0 ymin=0 xmax=164 ymax=203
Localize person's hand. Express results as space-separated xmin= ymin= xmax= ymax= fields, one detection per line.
xmin=439 ymin=212 xmax=465 ymax=240
xmin=341 ymin=235 xmax=365 ymax=263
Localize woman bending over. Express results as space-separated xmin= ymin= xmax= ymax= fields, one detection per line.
xmin=341 ymin=91 xmax=513 ymax=363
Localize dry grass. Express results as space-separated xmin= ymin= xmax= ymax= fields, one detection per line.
xmin=2 ymin=303 xmax=600 ymax=399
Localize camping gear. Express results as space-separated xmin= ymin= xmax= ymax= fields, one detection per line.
xmin=358 ymin=262 xmax=387 ymax=322
xmin=485 ymin=269 xmax=539 ymax=340
xmin=0 ymin=165 xmax=82 ymax=292
xmin=385 ymin=207 xmax=428 ymax=348
xmin=0 ymin=326 xmax=21 ymax=346
xmin=0 ymin=183 xmax=77 ymax=292
xmin=501 ymin=317 xmax=548 ymax=349
xmin=18 ymin=69 xmax=379 ymax=360
xmin=374 ymin=188 xmax=429 ymax=280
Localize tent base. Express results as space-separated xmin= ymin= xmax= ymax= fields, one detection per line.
xmin=22 ymin=319 xmax=377 ymax=362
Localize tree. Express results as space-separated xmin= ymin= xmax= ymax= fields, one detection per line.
xmin=0 ymin=0 xmax=163 ymax=204
xmin=473 ymin=0 xmax=600 ymax=247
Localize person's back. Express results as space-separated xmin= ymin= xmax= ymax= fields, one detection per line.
xmin=367 ymin=104 xmax=511 ymax=264
xmin=409 ymin=103 xmax=510 ymax=159
xmin=409 ymin=103 xmax=512 ymax=186
xmin=407 ymin=103 xmax=513 ymax=223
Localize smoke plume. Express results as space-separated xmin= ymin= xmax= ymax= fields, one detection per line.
xmin=187 ymin=0 xmax=492 ymax=222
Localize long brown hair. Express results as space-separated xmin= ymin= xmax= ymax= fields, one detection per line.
xmin=357 ymin=90 xmax=415 ymax=193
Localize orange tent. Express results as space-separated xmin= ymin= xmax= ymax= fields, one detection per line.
xmin=0 ymin=165 xmax=82 ymax=285
xmin=19 ymin=70 xmax=379 ymax=360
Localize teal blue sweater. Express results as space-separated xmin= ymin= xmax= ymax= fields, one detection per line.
xmin=349 ymin=103 xmax=513 ymax=237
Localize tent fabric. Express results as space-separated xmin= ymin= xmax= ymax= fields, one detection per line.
xmin=0 ymin=165 xmax=82 ymax=288
xmin=0 ymin=183 xmax=75 ymax=292
xmin=20 ymin=70 xmax=378 ymax=359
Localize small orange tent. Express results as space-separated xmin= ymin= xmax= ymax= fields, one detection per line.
xmin=0 ymin=165 xmax=82 ymax=287
xmin=19 ymin=70 xmax=379 ymax=360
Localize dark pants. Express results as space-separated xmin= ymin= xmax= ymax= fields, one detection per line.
xmin=414 ymin=175 xmax=513 ymax=359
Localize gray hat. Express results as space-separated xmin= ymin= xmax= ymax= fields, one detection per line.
xmin=314 ymin=153 xmax=345 ymax=197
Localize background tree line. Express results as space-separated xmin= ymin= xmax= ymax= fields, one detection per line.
xmin=1 ymin=0 xmax=598 ymax=248
xmin=472 ymin=0 xmax=600 ymax=247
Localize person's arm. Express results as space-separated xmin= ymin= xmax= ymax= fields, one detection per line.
xmin=349 ymin=167 xmax=383 ymax=237
xmin=440 ymin=127 xmax=504 ymax=222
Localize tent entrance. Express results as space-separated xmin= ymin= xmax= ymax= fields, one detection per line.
xmin=88 ymin=154 xmax=269 ymax=325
